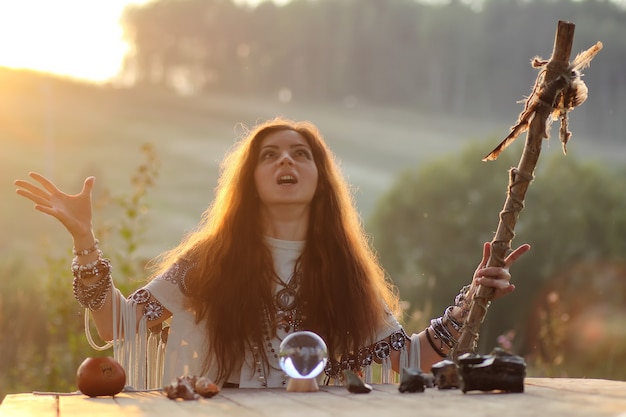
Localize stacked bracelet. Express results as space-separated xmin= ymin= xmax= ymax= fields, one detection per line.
xmin=430 ymin=317 xmax=458 ymax=349
xmin=424 ymin=284 xmax=476 ymax=358
xmin=71 ymin=252 xmax=106 ymax=279
xmin=443 ymin=306 xmax=463 ymax=332
xmin=71 ymin=249 xmax=113 ymax=311
xmin=73 ymin=272 xmax=112 ymax=311
xmin=425 ymin=327 xmax=447 ymax=358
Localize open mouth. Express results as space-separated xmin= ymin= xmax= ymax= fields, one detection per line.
xmin=277 ymin=175 xmax=297 ymax=185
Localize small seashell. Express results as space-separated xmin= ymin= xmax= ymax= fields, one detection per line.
xmin=164 ymin=376 xmax=199 ymax=400
xmin=195 ymin=377 xmax=220 ymax=398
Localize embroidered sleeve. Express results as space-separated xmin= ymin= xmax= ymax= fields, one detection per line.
xmin=144 ymin=260 xmax=194 ymax=315
xmin=154 ymin=260 xmax=194 ymax=296
xmin=128 ymin=288 xmax=165 ymax=321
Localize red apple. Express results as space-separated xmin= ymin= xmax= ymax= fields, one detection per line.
xmin=76 ymin=357 xmax=126 ymax=397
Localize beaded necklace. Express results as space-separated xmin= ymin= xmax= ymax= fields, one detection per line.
xmin=253 ymin=266 xmax=304 ymax=387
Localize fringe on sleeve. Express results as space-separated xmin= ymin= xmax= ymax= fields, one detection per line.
xmin=83 ymin=287 xmax=166 ymax=390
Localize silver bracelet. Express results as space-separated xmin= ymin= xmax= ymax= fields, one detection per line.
xmin=73 ymin=272 xmax=112 ymax=311
xmin=444 ymin=306 xmax=463 ymax=332
xmin=73 ymin=239 xmax=100 ymax=256
xmin=430 ymin=317 xmax=457 ymax=350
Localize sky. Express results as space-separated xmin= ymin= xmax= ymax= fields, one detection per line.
xmin=0 ymin=0 xmax=285 ymax=84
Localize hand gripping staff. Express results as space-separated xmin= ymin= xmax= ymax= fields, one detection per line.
xmin=452 ymin=21 xmax=602 ymax=358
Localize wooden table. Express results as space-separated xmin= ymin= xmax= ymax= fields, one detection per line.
xmin=2 ymin=378 xmax=625 ymax=417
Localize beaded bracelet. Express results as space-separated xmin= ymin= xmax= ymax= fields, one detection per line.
xmin=71 ymin=255 xmax=110 ymax=280
xmin=454 ymin=284 xmax=473 ymax=319
xmin=73 ymin=239 xmax=100 ymax=256
xmin=454 ymin=284 xmax=471 ymax=308
xmin=71 ymin=251 xmax=102 ymax=271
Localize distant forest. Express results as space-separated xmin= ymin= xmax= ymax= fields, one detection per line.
xmin=120 ymin=0 xmax=626 ymax=141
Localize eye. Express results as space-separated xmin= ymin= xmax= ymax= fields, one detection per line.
xmin=294 ymin=148 xmax=312 ymax=159
xmin=260 ymin=150 xmax=276 ymax=160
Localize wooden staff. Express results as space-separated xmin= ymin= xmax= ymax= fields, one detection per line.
xmin=452 ymin=20 xmax=602 ymax=358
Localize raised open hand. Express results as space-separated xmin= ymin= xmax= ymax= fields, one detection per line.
xmin=471 ymin=241 xmax=531 ymax=300
xmin=15 ymin=172 xmax=96 ymax=240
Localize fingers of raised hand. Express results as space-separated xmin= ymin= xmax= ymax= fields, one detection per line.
xmin=81 ymin=176 xmax=95 ymax=195
xmin=474 ymin=272 xmax=515 ymax=299
xmin=503 ymin=244 xmax=531 ymax=268
xmin=476 ymin=242 xmax=491 ymax=270
xmin=15 ymin=180 xmax=52 ymax=206
xmin=28 ymin=172 xmax=63 ymax=194
xmin=494 ymin=282 xmax=516 ymax=298
xmin=475 ymin=265 xmax=511 ymax=285
xmin=475 ymin=274 xmax=511 ymax=289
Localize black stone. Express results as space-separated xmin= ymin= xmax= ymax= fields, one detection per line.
xmin=343 ymin=369 xmax=372 ymax=394
xmin=423 ymin=373 xmax=435 ymax=388
xmin=457 ymin=348 xmax=526 ymax=393
xmin=431 ymin=359 xmax=460 ymax=389
xmin=398 ymin=367 xmax=425 ymax=393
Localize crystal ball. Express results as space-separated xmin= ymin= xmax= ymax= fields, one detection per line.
xmin=279 ymin=331 xmax=328 ymax=379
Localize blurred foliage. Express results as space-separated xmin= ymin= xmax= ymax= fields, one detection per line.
xmin=0 ymin=145 xmax=160 ymax=400
xmin=120 ymin=0 xmax=626 ymax=141
xmin=369 ymin=138 xmax=626 ymax=379
xmin=525 ymin=261 xmax=626 ymax=379
xmin=95 ymin=143 xmax=161 ymax=280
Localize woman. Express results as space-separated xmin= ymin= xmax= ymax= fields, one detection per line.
xmin=15 ymin=117 xmax=529 ymax=389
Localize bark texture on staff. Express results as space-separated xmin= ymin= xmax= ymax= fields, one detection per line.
xmin=452 ymin=21 xmax=602 ymax=358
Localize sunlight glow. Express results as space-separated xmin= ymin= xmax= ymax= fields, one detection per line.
xmin=0 ymin=0 xmax=286 ymax=83
xmin=0 ymin=0 xmax=149 ymax=83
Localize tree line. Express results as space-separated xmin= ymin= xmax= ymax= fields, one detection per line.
xmin=120 ymin=0 xmax=626 ymax=141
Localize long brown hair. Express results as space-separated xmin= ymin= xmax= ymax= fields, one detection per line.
xmin=150 ymin=117 xmax=400 ymax=383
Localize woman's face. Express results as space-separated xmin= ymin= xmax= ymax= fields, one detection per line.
xmin=254 ymin=129 xmax=319 ymax=209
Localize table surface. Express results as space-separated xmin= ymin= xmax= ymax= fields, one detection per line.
xmin=1 ymin=378 xmax=625 ymax=417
